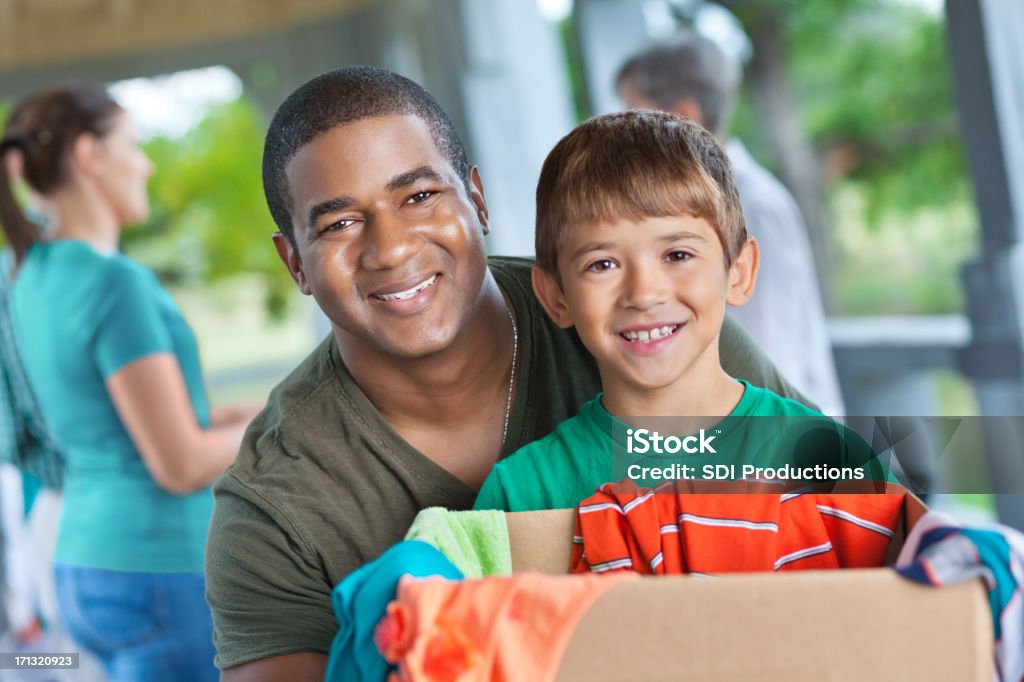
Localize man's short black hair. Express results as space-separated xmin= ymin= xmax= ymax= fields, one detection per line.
xmin=262 ymin=66 xmax=471 ymax=247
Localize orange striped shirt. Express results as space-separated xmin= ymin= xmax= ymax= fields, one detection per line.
xmin=571 ymin=484 xmax=906 ymax=575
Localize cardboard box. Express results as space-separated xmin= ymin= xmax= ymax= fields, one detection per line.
xmin=505 ymin=497 xmax=993 ymax=681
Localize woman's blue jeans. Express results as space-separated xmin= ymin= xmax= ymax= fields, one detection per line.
xmin=54 ymin=564 xmax=217 ymax=682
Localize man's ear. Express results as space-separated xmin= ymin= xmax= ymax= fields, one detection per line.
xmin=726 ymin=236 xmax=759 ymax=307
xmin=273 ymin=232 xmax=311 ymax=295
xmin=532 ymin=265 xmax=574 ymax=328
xmin=468 ymin=166 xmax=489 ymax=236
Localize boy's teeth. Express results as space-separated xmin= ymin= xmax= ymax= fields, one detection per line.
xmin=621 ymin=325 xmax=678 ymax=343
xmin=375 ymin=274 xmax=437 ymax=301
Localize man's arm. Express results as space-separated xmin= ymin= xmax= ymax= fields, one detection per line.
xmin=221 ymin=653 xmax=326 ymax=682
xmin=718 ymin=314 xmax=817 ymax=410
xmin=205 ymin=476 xmax=339 ymax=676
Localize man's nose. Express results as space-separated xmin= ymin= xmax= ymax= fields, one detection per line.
xmin=359 ymin=212 xmax=421 ymax=270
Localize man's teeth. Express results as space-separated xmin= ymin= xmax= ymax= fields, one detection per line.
xmin=621 ymin=325 xmax=679 ymax=343
xmin=375 ymin=275 xmax=438 ymax=301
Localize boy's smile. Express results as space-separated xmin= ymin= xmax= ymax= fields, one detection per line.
xmin=615 ymin=322 xmax=683 ymax=356
xmin=535 ymin=213 xmax=757 ymax=410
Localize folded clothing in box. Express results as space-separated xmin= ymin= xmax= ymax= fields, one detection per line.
xmin=330 ymin=495 xmax=996 ymax=681
xmin=507 ymin=495 xmax=993 ymax=682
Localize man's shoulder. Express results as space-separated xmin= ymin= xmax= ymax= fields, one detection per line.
xmin=221 ymin=335 xmax=343 ymax=486
xmin=487 ymin=256 xmax=535 ymax=299
xmin=487 ymin=255 xmax=535 ymax=275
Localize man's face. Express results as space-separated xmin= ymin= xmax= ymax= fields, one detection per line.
xmin=279 ymin=114 xmax=489 ymax=359
xmin=617 ymin=79 xmax=661 ymax=112
xmin=618 ymin=80 xmax=705 ymax=129
xmin=540 ymin=215 xmax=743 ymax=400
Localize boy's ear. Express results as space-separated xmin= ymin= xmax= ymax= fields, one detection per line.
xmin=726 ymin=236 xmax=759 ymax=307
xmin=468 ymin=166 xmax=489 ymax=236
xmin=273 ymin=232 xmax=312 ymax=296
xmin=532 ymin=265 xmax=574 ymax=328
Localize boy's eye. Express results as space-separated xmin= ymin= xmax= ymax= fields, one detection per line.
xmin=666 ymin=250 xmax=692 ymax=263
xmin=586 ymin=259 xmax=616 ymax=272
xmin=405 ymin=190 xmax=436 ymax=204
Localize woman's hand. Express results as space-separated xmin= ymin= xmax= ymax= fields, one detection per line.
xmin=210 ymin=400 xmax=265 ymax=428
xmin=107 ymin=354 xmax=256 ymax=495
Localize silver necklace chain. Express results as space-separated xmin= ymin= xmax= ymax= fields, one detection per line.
xmin=502 ymin=303 xmax=519 ymax=447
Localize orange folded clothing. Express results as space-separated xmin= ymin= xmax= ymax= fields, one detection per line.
xmin=375 ymin=572 xmax=634 ymax=682
xmin=571 ymin=485 xmax=906 ymax=575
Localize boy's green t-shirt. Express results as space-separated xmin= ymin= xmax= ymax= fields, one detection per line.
xmin=474 ymin=381 xmax=884 ymax=512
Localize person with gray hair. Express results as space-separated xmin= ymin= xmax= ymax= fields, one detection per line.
xmin=617 ymin=34 xmax=845 ymax=416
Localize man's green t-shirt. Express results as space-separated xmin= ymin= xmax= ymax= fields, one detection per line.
xmin=473 ymin=381 xmax=882 ymax=513
xmin=205 ymin=257 xmax=808 ymax=669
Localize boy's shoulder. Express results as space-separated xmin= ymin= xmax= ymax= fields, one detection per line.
xmin=739 ymin=382 xmax=884 ymax=476
xmin=742 ymin=382 xmax=831 ymax=419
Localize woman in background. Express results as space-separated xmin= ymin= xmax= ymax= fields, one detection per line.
xmin=0 ymin=85 xmax=262 ymax=681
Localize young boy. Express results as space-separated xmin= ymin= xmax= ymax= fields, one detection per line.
xmin=474 ymin=111 xmax=883 ymax=512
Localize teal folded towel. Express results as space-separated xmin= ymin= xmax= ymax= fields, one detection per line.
xmin=404 ymin=507 xmax=512 ymax=577
xmin=325 ymin=540 xmax=463 ymax=682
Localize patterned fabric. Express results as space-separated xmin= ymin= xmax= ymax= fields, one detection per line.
xmin=0 ymin=250 xmax=62 ymax=489
xmin=895 ymin=510 xmax=1024 ymax=682
xmin=377 ymin=572 xmax=632 ymax=682
xmin=570 ymin=483 xmax=905 ymax=575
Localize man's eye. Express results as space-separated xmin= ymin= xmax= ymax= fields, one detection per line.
xmin=321 ymin=219 xmax=355 ymax=234
xmin=666 ymin=250 xmax=692 ymax=262
xmin=586 ymin=259 xmax=616 ymax=272
xmin=406 ymin=191 xmax=436 ymax=204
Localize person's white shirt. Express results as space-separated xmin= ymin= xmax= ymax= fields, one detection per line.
xmin=725 ymin=139 xmax=845 ymax=416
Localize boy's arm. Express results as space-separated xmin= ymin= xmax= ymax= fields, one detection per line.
xmin=719 ymin=315 xmax=818 ymax=411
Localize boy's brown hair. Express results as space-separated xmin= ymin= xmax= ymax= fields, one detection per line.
xmin=535 ymin=110 xmax=746 ymax=278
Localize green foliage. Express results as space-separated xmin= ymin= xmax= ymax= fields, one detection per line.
xmin=558 ymin=17 xmax=592 ymax=124
xmin=124 ymin=97 xmax=292 ymax=319
xmin=728 ymin=0 xmax=977 ymax=315
xmin=787 ymin=1 xmax=970 ymax=224
xmin=733 ymin=0 xmax=970 ymax=223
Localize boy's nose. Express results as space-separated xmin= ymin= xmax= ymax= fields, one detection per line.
xmin=359 ymin=213 xmax=421 ymax=270
xmin=619 ymin=266 xmax=671 ymax=310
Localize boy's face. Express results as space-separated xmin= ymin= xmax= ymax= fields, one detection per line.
xmin=534 ymin=214 xmax=756 ymax=399
xmin=274 ymin=114 xmax=491 ymax=360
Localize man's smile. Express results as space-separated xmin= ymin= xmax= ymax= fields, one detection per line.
xmin=370 ymin=273 xmax=441 ymax=301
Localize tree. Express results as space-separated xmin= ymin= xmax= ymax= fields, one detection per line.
xmin=124 ymin=96 xmax=293 ymax=318
xmin=725 ymin=0 xmax=971 ymax=313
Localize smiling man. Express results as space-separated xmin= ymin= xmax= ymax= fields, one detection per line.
xmin=204 ymin=67 xmax=807 ymax=681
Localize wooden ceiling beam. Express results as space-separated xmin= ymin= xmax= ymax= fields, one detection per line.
xmin=0 ymin=0 xmax=375 ymax=71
